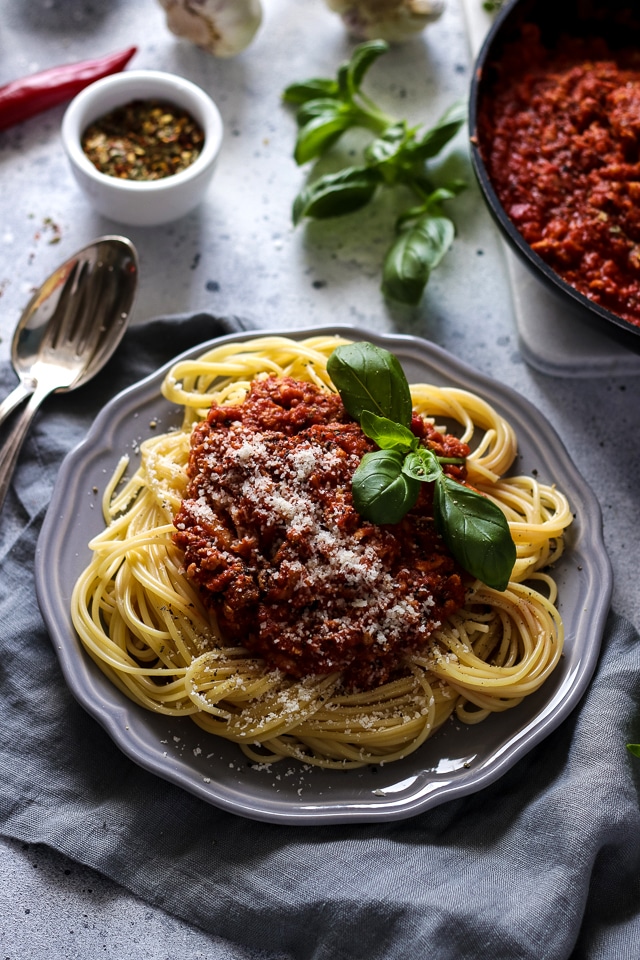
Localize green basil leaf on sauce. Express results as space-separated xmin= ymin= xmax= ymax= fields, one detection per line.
xmin=433 ymin=475 xmax=516 ymax=591
xmin=329 ymin=340 xmax=512 ymax=590
xmin=402 ymin=446 xmax=442 ymax=482
xmin=360 ymin=410 xmax=418 ymax=453
xmin=352 ymin=449 xmax=420 ymax=525
xmin=327 ymin=341 xmax=413 ymax=426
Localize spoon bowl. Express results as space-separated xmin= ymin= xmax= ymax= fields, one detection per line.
xmin=0 ymin=236 xmax=138 ymax=425
xmin=0 ymin=235 xmax=138 ymax=512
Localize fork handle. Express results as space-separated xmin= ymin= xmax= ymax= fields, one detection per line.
xmin=0 ymin=379 xmax=35 ymax=429
xmin=0 ymin=385 xmax=49 ymax=515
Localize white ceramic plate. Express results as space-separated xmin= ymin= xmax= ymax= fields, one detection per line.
xmin=35 ymin=326 xmax=612 ymax=824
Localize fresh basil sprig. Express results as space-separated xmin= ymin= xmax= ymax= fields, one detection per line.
xmin=327 ymin=342 xmax=516 ymax=591
xmin=283 ymin=41 xmax=467 ymax=306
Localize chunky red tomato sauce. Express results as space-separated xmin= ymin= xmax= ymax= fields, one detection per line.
xmin=173 ymin=376 xmax=469 ymax=690
xmin=478 ymin=25 xmax=640 ymax=326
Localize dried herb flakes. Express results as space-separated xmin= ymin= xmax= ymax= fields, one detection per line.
xmin=82 ymin=98 xmax=205 ymax=181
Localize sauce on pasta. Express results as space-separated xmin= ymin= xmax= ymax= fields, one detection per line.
xmin=173 ymin=374 xmax=467 ymax=690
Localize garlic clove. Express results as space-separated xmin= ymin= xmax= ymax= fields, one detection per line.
xmin=324 ymin=0 xmax=446 ymax=43
xmin=158 ymin=0 xmax=263 ymax=58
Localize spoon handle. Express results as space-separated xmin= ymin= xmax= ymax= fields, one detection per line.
xmin=0 ymin=380 xmax=35 ymax=429
xmin=0 ymin=386 xmax=48 ymax=514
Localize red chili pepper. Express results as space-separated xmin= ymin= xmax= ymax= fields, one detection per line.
xmin=0 ymin=46 xmax=137 ymax=132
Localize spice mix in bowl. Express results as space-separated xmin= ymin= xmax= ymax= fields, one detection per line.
xmin=62 ymin=70 xmax=223 ymax=227
xmin=81 ymin=98 xmax=205 ymax=181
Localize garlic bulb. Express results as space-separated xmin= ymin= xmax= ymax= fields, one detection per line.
xmin=324 ymin=0 xmax=445 ymax=43
xmin=158 ymin=0 xmax=263 ymax=58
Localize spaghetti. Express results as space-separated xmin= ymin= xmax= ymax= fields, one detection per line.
xmin=71 ymin=335 xmax=572 ymax=768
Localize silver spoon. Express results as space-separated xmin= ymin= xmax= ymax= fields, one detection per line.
xmin=0 ymin=235 xmax=138 ymax=513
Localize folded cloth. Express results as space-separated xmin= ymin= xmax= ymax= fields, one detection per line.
xmin=0 ymin=314 xmax=639 ymax=960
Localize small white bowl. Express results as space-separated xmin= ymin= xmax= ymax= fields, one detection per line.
xmin=62 ymin=70 xmax=223 ymax=227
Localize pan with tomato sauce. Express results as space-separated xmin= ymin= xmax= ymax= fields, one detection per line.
xmin=476 ymin=21 xmax=640 ymax=328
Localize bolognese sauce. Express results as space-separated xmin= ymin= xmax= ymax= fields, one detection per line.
xmin=478 ymin=25 xmax=640 ymax=327
xmin=173 ymin=376 xmax=468 ymax=690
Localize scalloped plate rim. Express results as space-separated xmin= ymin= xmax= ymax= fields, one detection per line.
xmin=35 ymin=324 xmax=612 ymax=823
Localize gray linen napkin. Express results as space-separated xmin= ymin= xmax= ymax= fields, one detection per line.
xmin=0 ymin=314 xmax=639 ymax=960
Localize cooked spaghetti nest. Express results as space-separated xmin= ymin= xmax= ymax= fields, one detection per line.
xmin=71 ymin=335 xmax=572 ymax=769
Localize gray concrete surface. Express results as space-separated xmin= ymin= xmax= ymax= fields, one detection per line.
xmin=1 ymin=0 xmax=639 ymax=955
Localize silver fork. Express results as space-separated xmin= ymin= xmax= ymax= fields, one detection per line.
xmin=0 ymin=238 xmax=138 ymax=513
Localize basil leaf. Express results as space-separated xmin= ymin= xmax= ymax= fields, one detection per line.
xmin=295 ymin=98 xmax=352 ymax=128
xmin=283 ymin=78 xmax=340 ymax=105
xmin=396 ymin=185 xmax=465 ymax=229
xmin=364 ymin=122 xmax=408 ymax=168
xmin=352 ymin=449 xmax=420 ymax=525
xmin=346 ymin=40 xmax=389 ymax=95
xmin=424 ymin=180 xmax=467 ymax=210
xmin=406 ymin=100 xmax=467 ymax=161
xmin=407 ymin=172 xmax=435 ymax=198
xmin=627 ymin=744 xmax=640 ymax=758
xmin=360 ymin=410 xmax=418 ymax=453
xmin=294 ymin=113 xmax=352 ymax=165
xmin=327 ymin=341 xmax=413 ymax=426
xmin=402 ymin=447 xmax=442 ymax=482
xmin=381 ymin=214 xmax=455 ymax=305
xmin=336 ymin=62 xmax=351 ymax=100
xmin=292 ymin=167 xmax=381 ymax=224
xmin=433 ymin=475 xmax=516 ymax=591
xmin=416 ymin=215 xmax=456 ymax=268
